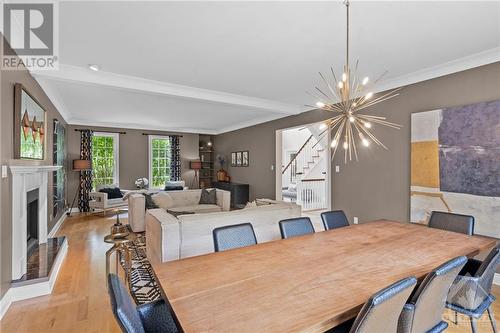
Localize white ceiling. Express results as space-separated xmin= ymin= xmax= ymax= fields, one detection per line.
xmin=32 ymin=1 xmax=500 ymax=134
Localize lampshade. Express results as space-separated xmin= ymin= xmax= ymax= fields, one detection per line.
xmin=189 ymin=161 xmax=202 ymax=170
xmin=73 ymin=159 xmax=92 ymax=171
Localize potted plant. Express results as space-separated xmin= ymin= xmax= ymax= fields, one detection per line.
xmin=216 ymin=155 xmax=228 ymax=182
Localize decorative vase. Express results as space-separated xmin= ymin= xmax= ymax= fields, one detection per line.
xmin=217 ymin=169 xmax=227 ymax=182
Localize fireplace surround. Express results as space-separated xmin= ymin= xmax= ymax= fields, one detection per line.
xmin=9 ymin=165 xmax=61 ymax=280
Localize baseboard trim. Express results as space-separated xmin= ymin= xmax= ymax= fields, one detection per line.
xmin=494 ymin=273 xmax=500 ymax=286
xmin=0 ymin=238 xmax=68 ymax=320
xmin=48 ymin=212 xmax=67 ymax=238
xmin=0 ymin=288 xmax=14 ymax=320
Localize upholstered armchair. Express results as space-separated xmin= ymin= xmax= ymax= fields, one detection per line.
xmin=89 ymin=184 xmax=129 ymax=216
xmin=446 ymin=246 xmax=499 ymax=332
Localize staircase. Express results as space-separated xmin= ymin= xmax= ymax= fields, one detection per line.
xmin=282 ymin=134 xmax=326 ymax=210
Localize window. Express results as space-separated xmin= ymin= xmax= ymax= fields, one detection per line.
xmin=149 ymin=136 xmax=171 ymax=189
xmin=92 ymin=132 xmax=119 ymax=189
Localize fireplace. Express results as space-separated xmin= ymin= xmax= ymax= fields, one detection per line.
xmin=26 ymin=188 xmax=39 ymax=259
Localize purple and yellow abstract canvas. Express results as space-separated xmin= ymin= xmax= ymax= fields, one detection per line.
xmin=411 ymin=100 xmax=499 ymax=238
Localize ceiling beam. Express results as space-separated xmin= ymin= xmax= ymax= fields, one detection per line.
xmin=31 ymin=65 xmax=303 ymax=115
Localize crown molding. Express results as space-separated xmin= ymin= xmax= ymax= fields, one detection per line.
xmin=31 ymin=65 xmax=302 ymax=115
xmin=374 ymin=47 xmax=500 ymax=93
xmin=67 ymin=118 xmax=218 ymax=135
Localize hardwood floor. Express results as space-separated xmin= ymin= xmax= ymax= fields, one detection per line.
xmin=1 ymin=213 xmax=121 ymax=333
xmin=0 ymin=213 xmax=498 ymax=333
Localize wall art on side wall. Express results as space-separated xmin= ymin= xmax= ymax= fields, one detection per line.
xmin=14 ymin=83 xmax=46 ymax=160
xmin=410 ymin=100 xmax=500 ymax=237
xmin=53 ymin=119 xmax=66 ymax=218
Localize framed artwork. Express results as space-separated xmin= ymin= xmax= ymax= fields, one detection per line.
xmin=231 ymin=152 xmax=236 ymax=167
xmin=52 ymin=119 xmax=66 ymax=218
xmin=410 ymin=100 xmax=499 ymax=237
xmin=14 ymin=83 xmax=46 ymax=160
xmin=236 ymin=152 xmax=242 ymax=166
xmin=242 ymin=151 xmax=249 ymax=167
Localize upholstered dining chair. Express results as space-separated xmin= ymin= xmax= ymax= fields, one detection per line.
xmin=397 ymin=256 xmax=467 ymax=333
xmin=279 ymin=217 xmax=315 ymax=239
xmin=212 ymin=223 xmax=257 ymax=252
xmin=329 ymin=277 xmax=418 ymax=333
xmin=446 ymin=245 xmax=500 ymax=333
xmin=321 ymin=210 xmax=350 ymax=230
xmin=428 ymin=211 xmax=475 ymax=235
xmin=107 ymin=273 xmax=178 ymax=333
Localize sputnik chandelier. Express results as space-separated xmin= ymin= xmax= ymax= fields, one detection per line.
xmin=308 ymin=0 xmax=402 ymax=163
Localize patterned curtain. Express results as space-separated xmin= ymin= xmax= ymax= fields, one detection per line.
xmin=79 ymin=130 xmax=93 ymax=212
xmin=170 ymin=135 xmax=181 ymax=181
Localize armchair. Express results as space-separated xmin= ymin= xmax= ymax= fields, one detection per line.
xmin=89 ymin=184 xmax=129 ymax=216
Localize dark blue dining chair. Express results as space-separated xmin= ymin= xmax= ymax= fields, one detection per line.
xmin=321 ymin=210 xmax=350 ymax=230
xmin=329 ymin=277 xmax=417 ymax=333
xmin=279 ymin=217 xmax=315 ymax=239
xmin=397 ymin=256 xmax=467 ymax=333
xmin=446 ymin=245 xmax=499 ymax=333
xmin=107 ymin=273 xmax=178 ymax=333
xmin=428 ymin=211 xmax=474 ymax=235
xmin=212 ymin=223 xmax=257 ymax=252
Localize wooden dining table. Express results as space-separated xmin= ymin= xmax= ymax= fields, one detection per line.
xmin=151 ymin=220 xmax=496 ymax=333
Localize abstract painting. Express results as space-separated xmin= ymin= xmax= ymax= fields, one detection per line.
xmin=410 ymin=100 xmax=499 ymax=237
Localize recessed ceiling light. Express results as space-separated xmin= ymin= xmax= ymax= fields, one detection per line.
xmin=89 ymin=64 xmax=100 ymax=72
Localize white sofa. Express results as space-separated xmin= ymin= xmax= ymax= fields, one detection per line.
xmin=128 ymin=189 xmax=230 ymax=232
xmin=145 ymin=201 xmax=302 ymax=263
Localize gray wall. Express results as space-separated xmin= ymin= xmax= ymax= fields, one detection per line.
xmin=214 ymin=62 xmax=500 ymax=225
xmin=67 ymin=126 xmax=199 ymax=208
xmin=1 ymin=37 xmax=68 ymax=299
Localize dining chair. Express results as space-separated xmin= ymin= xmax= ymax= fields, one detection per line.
xmin=329 ymin=277 xmax=418 ymax=333
xmin=279 ymin=217 xmax=315 ymax=239
xmin=321 ymin=210 xmax=349 ymax=230
xmin=397 ymin=256 xmax=467 ymax=333
xmin=428 ymin=211 xmax=474 ymax=235
xmin=107 ymin=273 xmax=178 ymax=333
xmin=446 ymin=245 xmax=500 ymax=333
xmin=212 ymin=222 xmax=257 ymax=252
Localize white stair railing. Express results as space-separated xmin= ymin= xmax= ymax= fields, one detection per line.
xmin=296 ymin=178 xmax=326 ymax=211
xmin=282 ymin=135 xmax=323 ymax=181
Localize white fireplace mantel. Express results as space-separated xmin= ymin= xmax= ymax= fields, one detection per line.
xmin=9 ymin=165 xmax=62 ymax=280
xmin=10 ymin=165 xmax=61 ymax=174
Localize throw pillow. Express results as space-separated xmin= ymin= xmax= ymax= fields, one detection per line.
xmin=152 ymin=192 xmax=174 ymax=210
xmin=167 ymin=210 xmax=196 ymax=218
xmin=164 ymin=185 xmax=184 ymax=191
xmin=199 ymin=189 xmax=217 ymax=205
xmin=244 ymin=201 xmax=258 ymax=209
xmin=99 ymin=187 xmax=123 ymax=199
xmin=142 ymin=193 xmax=158 ymax=210
xmin=256 ymin=199 xmax=273 ymax=206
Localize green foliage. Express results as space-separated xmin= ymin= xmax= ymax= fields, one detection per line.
xmin=92 ymin=135 xmax=115 ymax=189
xmin=151 ymin=138 xmax=171 ymax=188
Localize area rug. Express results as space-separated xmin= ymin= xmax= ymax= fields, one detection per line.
xmin=121 ymin=233 xmax=162 ymax=305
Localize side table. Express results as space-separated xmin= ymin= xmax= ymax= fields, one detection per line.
xmin=104 ymin=232 xmax=136 ymax=284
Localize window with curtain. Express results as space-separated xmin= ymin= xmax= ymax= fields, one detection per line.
xmin=92 ymin=132 xmax=119 ymax=189
xmin=149 ymin=136 xmax=172 ymax=189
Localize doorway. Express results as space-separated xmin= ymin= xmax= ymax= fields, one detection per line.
xmin=276 ymin=122 xmax=331 ymax=212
